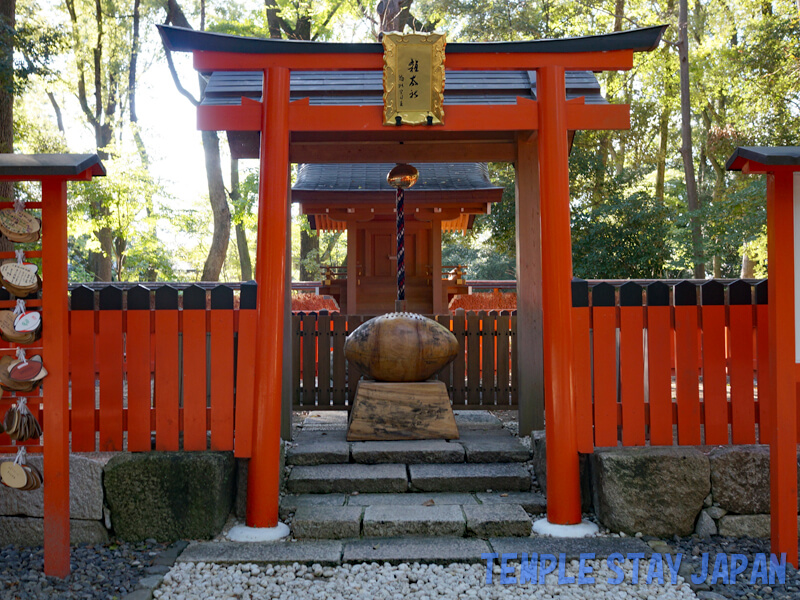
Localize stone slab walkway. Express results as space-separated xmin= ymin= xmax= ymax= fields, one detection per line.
xmin=176 ymin=536 xmax=654 ymax=567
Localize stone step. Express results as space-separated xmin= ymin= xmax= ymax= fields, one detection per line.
xmin=177 ymin=536 xmax=656 ymax=567
xmin=287 ymin=463 xmax=408 ymax=494
xmin=288 ymin=502 xmax=534 ymax=539
xmin=409 ymin=463 xmax=531 ymax=492
xmin=280 ymin=491 xmax=545 ymax=516
xmin=287 ymin=430 xmax=531 ymax=466
xmin=363 ymin=505 xmax=466 ymax=537
xmin=350 ymin=440 xmax=464 ymax=464
xmin=287 ymin=462 xmax=532 ymax=495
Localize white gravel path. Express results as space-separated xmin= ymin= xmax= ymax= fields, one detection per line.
xmin=153 ymin=559 xmax=700 ymax=600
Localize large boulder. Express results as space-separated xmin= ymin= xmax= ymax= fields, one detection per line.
xmin=0 ymin=453 xmax=108 ymax=520
xmin=104 ymin=451 xmax=234 ymax=542
xmin=709 ymin=446 xmax=770 ymax=514
xmin=591 ymin=446 xmax=710 ymax=537
xmin=532 ymin=431 xmax=592 ymax=512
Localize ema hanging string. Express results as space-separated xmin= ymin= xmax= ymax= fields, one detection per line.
xmin=386 ymin=164 xmax=419 ymax=303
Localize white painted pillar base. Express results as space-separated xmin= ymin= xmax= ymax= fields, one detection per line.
xmin=532 ymin=518 xmax=599 ymax=538
xmin=227 ymin=522 xmax=291 ymax=542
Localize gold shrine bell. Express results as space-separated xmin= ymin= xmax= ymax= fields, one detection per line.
xmin=387 ymin=163 xmax=419 ymax=190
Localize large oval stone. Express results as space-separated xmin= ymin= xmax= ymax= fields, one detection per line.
xmin=344 ymin=313 xmax=459 ymax=382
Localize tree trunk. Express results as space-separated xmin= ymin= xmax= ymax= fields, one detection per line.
xmin=678 ymin=0 xmax=704 ymax=278
xmin=591 ymin=0 xmax=624 ymax=205
xmin=655 ymin=105 xmax=670 ymax=203
xmin=200 ymin=130 xmax=230 ymax=281
xmin=230 ymin=157 xmax=252 ymax=280
xmin=164 ymin=0 xmax=230 ymax=282
xmin=741 ymin=244 xmax=755 ymax=279
xmin=129 ymin=0 xmax=148 ymax=165
xmin=299 ymin=217 xmax=318 ymax=281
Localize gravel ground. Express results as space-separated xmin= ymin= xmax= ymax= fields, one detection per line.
xmin=153 ymin=559 xmax=700 ymax=600
xmin=671 ymin=535 xmax=800 ymax=600
xmin=0 ymin=541 xmax=168 ymax=600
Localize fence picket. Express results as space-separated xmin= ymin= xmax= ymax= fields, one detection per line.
xmin=233 ymin=283 xmax=257 ymax=458
xmin=210 ymin=285 xmax=235 ymax=451
xmin=453 ymin=309 xmax=466 ymax=405
xmin=700 ymin=281 xmax=728 ymax=445
xmin=482 ymin=312 xmax=496 ymax=405
xmin=674 ymin=281 xmax=702 ymax=445
xmin=619 ymin=282 xmax=645 ymax=446
xmin=126 ymin=285 xmax=152 ymax=452
xmin=292 ymin=315 xmax=301 ymax=407
xmin=645 ymin=282 xmax=673 ymax=446
xmin=317 ymin=311 xmax=331 ymax=407
xmin=98 ymin=286 xmax=124 ymax=451
xmin=510 ymin=312 xmax=518 ymax=406
xmin=154 ymin=286 xmax=180 ymax=451
xmin=754 ymin=281 xmax=770 ymax=444
xmin=592 ymin=283 xmax=618 ymax=446
xmin=496 ymin=313 xmax=511 ymax=407
xmin=331 ymin=315 xmax=347 ymax=406
xmin=301 ymin=314 xmax=317 ymax=408
xmin=572 ymin=280 xmax=593 ymax=452
xmin=69 ymin=286 xmax=96 ymax=452
xmin=728 ymin=280 xmax=756 ymax=444
xmin=182 ymin=285 xmax=208 ymax=451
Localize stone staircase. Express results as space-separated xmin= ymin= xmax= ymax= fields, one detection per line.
xmin=281 ymin=411 xmax=545 ymax=540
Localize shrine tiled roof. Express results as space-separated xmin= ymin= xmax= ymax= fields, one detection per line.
xmin=200 ymin=69 xmax=605 ymax=108
xmin=0 ymin=154 xmax=105 ymax=177
xmin=726 ymin=147 xmax=800 ymax=171
xmin=293 ymin=163 xmax=499 ymax=193
xmin=159 ymin=24 xmax=666 ymax=55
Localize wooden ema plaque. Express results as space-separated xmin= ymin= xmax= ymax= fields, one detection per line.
xmin=347 ymin=380 xmax=459 ymax=441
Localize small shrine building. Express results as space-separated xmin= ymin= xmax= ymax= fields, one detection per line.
xmin=294 ymin=162 xmax=501 ymax=314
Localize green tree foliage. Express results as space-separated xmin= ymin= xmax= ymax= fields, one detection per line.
xmin=424 ymin=0 xmax=798 ymax=279
xmin=10 ymin=0 xmax=800 ymax=282
xmin=68 ymin=150 xmax=174 ymax=282
xmin=572 ymin=192 xmax=671 ymax=279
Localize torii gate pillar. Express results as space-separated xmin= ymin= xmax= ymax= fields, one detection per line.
xmin=727 ymin=147 xmax=800 ymax=567
xmin=536 ymin=65 xmax=582 ymax=524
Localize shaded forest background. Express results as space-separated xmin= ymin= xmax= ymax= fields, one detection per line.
xmin=6 ymin=0 xmax=800 ymax=282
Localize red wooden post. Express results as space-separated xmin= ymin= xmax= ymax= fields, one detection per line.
xmin=766 ymin=170 xmax=798 ymax=567
xmin=537 ymin=65 xmax=581 ymax=524
xmin=247 ymin=66 xmax=290 ymax=528
xmin=41 ymin=178 xmax=70 ymax=578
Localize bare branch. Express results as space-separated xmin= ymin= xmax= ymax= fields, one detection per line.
xmin=312 ymin=1 xmax=344 ymax=41
xmin=163 ymin=45 xmax=199 ymax=106
xmin=46 ymin=92 xmax=65 ymax=133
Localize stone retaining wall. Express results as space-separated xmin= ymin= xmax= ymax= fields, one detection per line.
xmin=588 ymin=445 xmax=800 ymax=538
xmin=1 ymin=451 xmax=241 ymax=545
xmin=1 ymin=442 xmax=794 ymax=544
xmin=0 ymin=453 xmax=111 ymax=545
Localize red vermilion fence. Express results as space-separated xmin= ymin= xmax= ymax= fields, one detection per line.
xmin=571 ymin=278 xmax=776 ymax=452
xmin=1 ymin=278 xmax=793 ymax=456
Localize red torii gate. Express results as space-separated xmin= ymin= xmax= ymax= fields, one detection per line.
xmin=727 ymin=147 xmax=800 ymax=567
xmin=159 ymin=24 xmax=666 ymax=533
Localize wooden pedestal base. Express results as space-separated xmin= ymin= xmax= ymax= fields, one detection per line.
xmin=347 ymin=380 xmax=459 ymax=441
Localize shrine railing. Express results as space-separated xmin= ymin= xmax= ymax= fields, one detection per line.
xmin=571 ymin=278 xmax=776 ymax=450
xmin=0 ymin=278 xmax=784 ymax=454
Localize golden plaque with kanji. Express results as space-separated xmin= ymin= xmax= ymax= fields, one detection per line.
xmin=383 ymin=33 xmax=446 ymax=126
